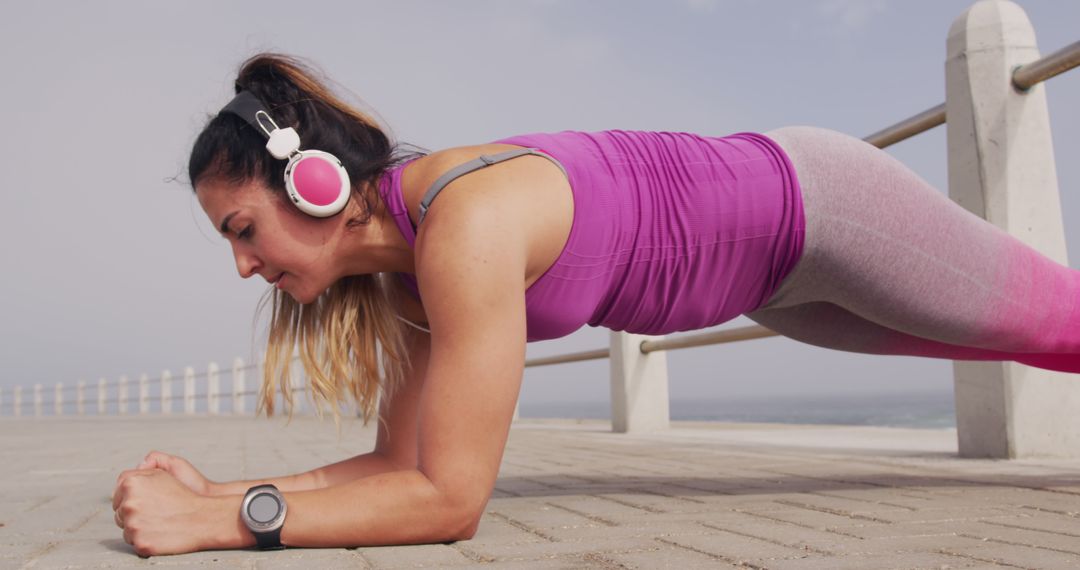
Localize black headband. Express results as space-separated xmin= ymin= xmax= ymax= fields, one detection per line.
xmin=219 ymin=91 xmax=274 ymax=141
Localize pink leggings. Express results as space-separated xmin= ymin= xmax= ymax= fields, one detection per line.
xmin=745 ymin=126 xmax=1080 ymax=374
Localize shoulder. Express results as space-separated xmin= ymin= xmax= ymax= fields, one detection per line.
xmin=408 ymin=148 xmax=537 ymax=324
xmin=401 ymin=143 xmax=573 ymax=321
xmin=401 ymin=143 xmax=568 ymax=231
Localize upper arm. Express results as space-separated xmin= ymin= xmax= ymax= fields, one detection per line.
xmin=411 ymin=183 xmax=529 ymax=525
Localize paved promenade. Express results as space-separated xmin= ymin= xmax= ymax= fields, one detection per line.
xmin=3 ymin=415 xmax=1080 ymax=569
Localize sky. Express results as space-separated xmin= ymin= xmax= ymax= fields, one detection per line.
xmin=1 ymin=0 xmax=1078 ymax=415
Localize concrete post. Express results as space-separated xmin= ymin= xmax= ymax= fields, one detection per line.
xmin=54 ymin=382 xmax=63 ymax=416
xmin=14 ymin=386 xmax=22 ymax=417
xmin=946 ymin=0 xmax=1079 ymax=458
xmin=184 ymin=367 xmax=196 ymax=415
xmin=33 ymin=384 xmax=42 ymax=417
xmin=609 ymin=331 xmax=670 ymax=433
xmin=118 ymin=376 xmax=128 ymax=415
xmin=161 ymin=370 xmax=172 ymax=415
xmin=138 ymin=374 xmax=149 ymax=415
xmin=76 ymin=380 xmax=86 ymax=416
xmin=208 ymin=362 xmax=220 ymax=415
xmin=97 ymin=378 xmax=106 ymax=415
xmin=232 ymin=358 xmax=245 ymax=415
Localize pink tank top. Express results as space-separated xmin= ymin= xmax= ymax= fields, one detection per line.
xmin=377 ymin=130 xmax=805 ymax=342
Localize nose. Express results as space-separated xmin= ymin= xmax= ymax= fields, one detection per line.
xmin=231 ymin=244 xmax=261 ymax=279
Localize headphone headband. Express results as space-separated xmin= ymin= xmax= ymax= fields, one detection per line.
xmin=220 ymin=91 xmax=276 ymax=140
xmin=216 ymin=90 xmax=352 ymax=218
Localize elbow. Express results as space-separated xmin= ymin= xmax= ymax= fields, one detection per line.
xmin=442 ymin=495 xmax=486 ymax=542
xmin=456 ymin=511 xmax=482 ymax=541
xmin=445 ymin=505 xmax=483 ymax=542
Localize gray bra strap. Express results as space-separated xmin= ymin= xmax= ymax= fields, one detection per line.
xmin=417 ymin=148 xmax=567 ymax=227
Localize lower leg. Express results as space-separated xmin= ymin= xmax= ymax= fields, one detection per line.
xmin=746 ymin=302 xmax=1080 ymax=374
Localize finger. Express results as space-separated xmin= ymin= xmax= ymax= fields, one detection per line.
xmin=115 ymin=469 xmax=132 ymax=488
xmin=114 ymin=508 xmax=123 ymax=529
xmin=113 ymin=468 xmax=159 ymax=510
xmin=138 ymin=450 xmax=168 ymax=470
xmin=115 ymin=468 xmax=148 ymax=489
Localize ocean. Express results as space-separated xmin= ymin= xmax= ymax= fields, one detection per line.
xmin=518 ymin=390 xmax=957 ymax=429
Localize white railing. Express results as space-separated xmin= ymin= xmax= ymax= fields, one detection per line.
xmin=0 ymin=358 xmax=317 ymax=418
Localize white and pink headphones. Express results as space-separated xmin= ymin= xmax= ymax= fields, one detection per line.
xmin=220 ymin=90 xmax=351 ymax=217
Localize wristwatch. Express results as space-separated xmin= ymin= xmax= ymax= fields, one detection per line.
xmin=241 ymin=484 xmax=287 ymax=550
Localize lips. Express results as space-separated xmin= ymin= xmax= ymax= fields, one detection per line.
xmin=267 ymin=272 xmax=284 ymax=284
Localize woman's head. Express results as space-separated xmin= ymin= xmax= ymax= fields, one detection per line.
xmin=189 ymin=54 xmax=395 ymax=303
xmin=187 ymin=53 xmax=425 ymax=430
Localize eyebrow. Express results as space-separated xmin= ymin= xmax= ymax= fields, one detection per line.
xmin=218 ymin=211 xmax=239 ymax=236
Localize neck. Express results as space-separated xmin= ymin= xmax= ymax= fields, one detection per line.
xmin=336 ymin=195 xmax=415 ymax=278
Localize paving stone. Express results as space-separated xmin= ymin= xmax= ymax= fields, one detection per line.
xmin=354 ymin=543 xmax=473 ymax=568
xmin=0 ymin=541 xmax=54 ymax=562
xmin=456 ymin=536 xmax=662 ymax=562
xmin=765 ymin=551 xmax=983 ymax=569
xmin=661 ymin=530 xmax=814 ymax=564
xmin=597 ymin=544 xmax=742 ymax=569
xmin=486 ymin=500 xmax=597 ymax=532
xmin=978 ymin=512 xmax=1080 ymax=537
xmin=254 ymin=549 xmax=369 ymax=569
xmin=537 ymin=520 xmax=717 ymax=542
xmin=443 ymin=557 xmax=615 ymax=570
xmin=698 ymin=515 xmax=870 ymax=555
xmin=855 ymin=506 xmax=1021 ymax=524
xmin=470 ymin=513 xmax=548 ymax=546
xmin=830 ymin=520 xmax=980 ymax=539
xmin=740 ymin=504 xmax=887 ymax=529
xmin=860 ymin=533 xmax=995 ymax=554
xmin=939 ymin=541 xmax=1080 ymax=568
xmin=946 ymin=520 xmax=1080 ymax=555
xmin=6 ymin=416 xmax=1080 ymax=568
xmin=541 ymin=494 xmax=655 ymax=523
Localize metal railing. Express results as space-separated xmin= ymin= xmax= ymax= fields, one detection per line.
xmin=524 ymin=39 xmax=1080 ymax=371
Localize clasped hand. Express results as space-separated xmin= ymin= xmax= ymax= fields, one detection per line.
xmin=111 ymin=451 xmax=218 ymax=557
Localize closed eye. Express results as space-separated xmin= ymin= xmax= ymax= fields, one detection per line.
xmin=238 ymin=226 xmax=253 ymax=240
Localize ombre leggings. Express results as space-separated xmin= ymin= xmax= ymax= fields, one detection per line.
xmin=745 ymin=126 xmax=1080 ymax=374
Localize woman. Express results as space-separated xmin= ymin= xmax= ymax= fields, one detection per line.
xmin=111 ymin=53 xmax=1080 ymax=556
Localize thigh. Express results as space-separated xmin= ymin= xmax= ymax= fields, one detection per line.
xmin=746 ymin=301 xmax=890 ymax=354
xmin=746 ymin=301 xmax=1035 ymax=363
xmin=758 ymin=126 xmax=1080 ymax=353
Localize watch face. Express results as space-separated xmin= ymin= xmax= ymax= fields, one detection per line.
xmin=248 ymin=494 xmax=281 ymax=523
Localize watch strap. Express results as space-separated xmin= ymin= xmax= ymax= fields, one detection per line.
xmin=254 ymin=526 xmax=285 ymax=550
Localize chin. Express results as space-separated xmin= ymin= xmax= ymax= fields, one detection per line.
xmin=281 ymin=277 xmax=334 ymax=305
xmin=292 ymin=290 xmax=321 ymax=305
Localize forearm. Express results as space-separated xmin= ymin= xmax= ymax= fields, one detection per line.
xmin=206 ymin=469 xmax=477 ymax=549
xmin=208 ymin=451 xmax=405 ymax=496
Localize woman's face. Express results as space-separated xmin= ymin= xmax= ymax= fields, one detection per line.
xmin=196 ymin=179 xmax=343 ymax=304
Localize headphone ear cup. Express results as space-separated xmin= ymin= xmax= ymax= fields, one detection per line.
xmin=284 ymin=150 xmax=351 ymax=217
